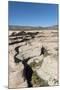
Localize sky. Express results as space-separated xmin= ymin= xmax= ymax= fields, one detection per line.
xmin=8 ymin=1 xmax=58 ymax=27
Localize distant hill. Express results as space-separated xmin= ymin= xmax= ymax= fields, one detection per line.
xmin=9 ymin=25 xmax=58 ymax=30
xmin=44 ymin=25 xmax=58 ymax=30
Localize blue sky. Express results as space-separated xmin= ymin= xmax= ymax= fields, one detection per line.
xmin=8 ymin=1 xmax=58 ymax=27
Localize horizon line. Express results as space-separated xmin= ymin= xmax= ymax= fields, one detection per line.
xmin=8 ymin=24 xmax=58 ymax=27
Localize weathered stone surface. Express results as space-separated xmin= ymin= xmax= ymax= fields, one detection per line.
xmin=9 ymin=30 xmax=58 ymax=88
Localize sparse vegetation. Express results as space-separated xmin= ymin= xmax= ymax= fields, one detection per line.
xmin=32 ymin=71 xmax=49 ymax=87
xmin=30 ymin=60 xmax=43 ymax=68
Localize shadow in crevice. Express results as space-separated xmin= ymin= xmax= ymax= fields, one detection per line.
xmin=14 ymin=46 xmax=22 ymax=63
xmin=22 ymin=60 xmax=33 ymax=87
xmin=9 ymin=31 xmax=39 ymax=45
xmin=9 ymin=36 xmax=23 ymax=40
xmin=14 ymin=45 xmax=33 ymax=87
xmin=9 ymin=31 xmax=26 ymax=37
xmin=9 ymin=38 xmax=30 ymax=45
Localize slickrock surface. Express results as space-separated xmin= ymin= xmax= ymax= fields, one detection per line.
xmin=9 ymin=30 xmax=59 ymax=88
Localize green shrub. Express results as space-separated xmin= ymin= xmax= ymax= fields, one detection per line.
xmin=32 ymin=71 xmax=49 ymax=87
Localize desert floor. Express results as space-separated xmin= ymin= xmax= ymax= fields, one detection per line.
xmin=9 ymin=29 xmax=59 ymax=88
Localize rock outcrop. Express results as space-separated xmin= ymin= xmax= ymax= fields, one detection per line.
xmin=9 ymin=30 xmax=58 ymax=88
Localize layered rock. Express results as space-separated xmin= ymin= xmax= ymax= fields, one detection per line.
xmin=9 ymin=30 xmax=58 ymax=88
